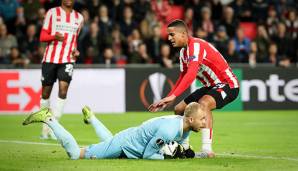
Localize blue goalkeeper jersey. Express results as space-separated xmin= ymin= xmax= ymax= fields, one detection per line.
xmin=114 ymin=115 xmax=190 ymax=159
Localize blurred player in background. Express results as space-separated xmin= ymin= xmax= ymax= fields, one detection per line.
xmin=22 ymin=102 xmax=205 ymax=160
xmin=149 ymin=20 xmax=239 ymax=158
xmin=39 ymin=0 xmax=83 ymax=139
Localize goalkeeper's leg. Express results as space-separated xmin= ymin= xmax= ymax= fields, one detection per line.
xmin=82 ymin=106 xmax=113 ymax=141
xmin=47 ymin=117 xmax=81 ymax=159
xmin=83 ymin=137 xmax=123 ymax=159
xmin=23 ymin=108 xmax=81 ymax=159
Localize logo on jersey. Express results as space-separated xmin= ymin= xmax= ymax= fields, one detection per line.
xmin=214 ymin=83 xmax=227 ymax=99
xmin=139 ymin=72 xmax=174 ymax=108
xmin=156 ymin=139 xmax=165 ymax=147
xmin=188 ymin=55 xmax=197 ymax=62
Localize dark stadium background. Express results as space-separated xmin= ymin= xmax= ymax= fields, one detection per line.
xmin=0 ymin=0 xmax=297 ymax=67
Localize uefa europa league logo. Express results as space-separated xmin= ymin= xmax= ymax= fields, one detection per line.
xmin=139 ymin=72 xmax=174 ymax=108
xmin=148 ymin=73 xmax=166 ymax=103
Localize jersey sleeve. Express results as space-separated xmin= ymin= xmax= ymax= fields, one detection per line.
xmin=170 ymin=62 xmax=198 ymax=97
xmin=167 ymin=71 xmax=185 ymax=96
xmin=167 ymin=48 xmax=187 ymax=96
xmin=73 ymin=13 xmax=84 ymax=49
xmin=170 ymin=41 xmax=202 ymax=97
xmin=42 ymin=9 xmax=53 ymax=33
xmin=179 ymin=48 xmax=187 ymax=72
xmin=79 ymin=14 xmax=84 ymax=33
xmin=39 ymin=29 xmax=55 ymax=42
xmin=189 ymin=42 xmax=203 ymax=65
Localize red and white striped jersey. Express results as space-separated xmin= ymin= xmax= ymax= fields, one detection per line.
xmin=42 ymin=7 xmax=84 ymax=64
xmin=179 ymin=37 xmax=239 ymax=89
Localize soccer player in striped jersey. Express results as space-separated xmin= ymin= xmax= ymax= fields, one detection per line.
xmin=148 ymin=20 xmax=240 ymax=158
xmin=39 ymin=0 xmax=84 ymax=139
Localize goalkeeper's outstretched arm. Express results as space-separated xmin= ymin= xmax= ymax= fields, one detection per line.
xmin=142 ymin=136 xmax=165 ymax=160
xmin=142 ymin=128 xmax=176 ymax=160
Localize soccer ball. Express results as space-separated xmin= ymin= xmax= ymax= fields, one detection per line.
xmin=160 ymin=141 xmax=179 ymax=156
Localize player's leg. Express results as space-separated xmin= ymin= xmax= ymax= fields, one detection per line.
xmin=82 ymin=106 xmax=113 ymax=141
xmin=23 ymin=108 xmax=81 ymax=159
xmin=48 ymin=76 xmax=71 ymax=139
xmin=174 ymin=87 xmax=210 ymax=115
xmin=52 ymin=80 xmax=68 ymax=119
xmin=40 ymin=63 xmax=57 ymax=139
xmin=83 ymin=137 xmax=123 ymax=159
xmin=197 ymin=95 xmax=216 ymax=157
xmin=54 ymin=63 xmax=74 ymax=119
xmin=196 ymin=84 xmax=239 ymax=158
xmin=174 ymin=101 xmax=187 ymax=116
xmin=40 ymin=86 xmax=53 ymax=139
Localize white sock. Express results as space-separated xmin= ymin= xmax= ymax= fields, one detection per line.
xmin=53 ymin=97 xmax=66 ymax=120
xmin=201 ymin=128 xmax=213 ymax=152
xmin=41 ymin=124 xmax=50 ymax=138
xmin=40 ymin=98 xmax=50 ymax=137
xmin=40 ymin=98 xmax=50 ymax=108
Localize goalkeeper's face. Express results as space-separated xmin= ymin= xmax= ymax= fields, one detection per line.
xmin=190 ymin=113 xmax=206 ymax=132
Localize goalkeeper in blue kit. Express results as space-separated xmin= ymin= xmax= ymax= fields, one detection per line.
xmin=22 ymin=102 xmax=206 ymax=160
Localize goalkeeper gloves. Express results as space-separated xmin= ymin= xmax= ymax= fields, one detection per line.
xmin=163 ymin=144 xmax=185 ymax=159
xmin=183 ymin=145 xmax=195 ymax=158
xmin=164 ymin=144 xmax=195 ymax=159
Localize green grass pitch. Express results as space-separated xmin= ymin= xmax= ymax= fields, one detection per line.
xmin=0 ymin=111 xmax=298 ymax=171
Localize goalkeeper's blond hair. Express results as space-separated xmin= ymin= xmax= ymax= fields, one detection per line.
xmin=184 ymin=102 xmax=204 ymax=117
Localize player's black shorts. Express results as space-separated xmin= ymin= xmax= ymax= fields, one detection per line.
xmin=184 ymin=83 xmax=239 ymax=109
xmin=41 ymin=62 xmax=74 ymax=86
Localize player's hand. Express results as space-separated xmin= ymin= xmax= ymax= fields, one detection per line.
xmin=71 ymin=49 xmax=80 ymax=60
xmin=156 ymin=95 xmax=176 ymax=107
xmin=55 ymin=32 xmax=64 ymax=41
xmin=148 ymin=103 xmax=166 ymax=112
xmin=184 ymin=147 xmax=195 ymax=158
xmin=172 ymin=144 xmax=186 ymax=159
xmin=148 ymin=95 xmax=176 ymax=112
xmin=163 ymin=144 xmax=187 ymax=159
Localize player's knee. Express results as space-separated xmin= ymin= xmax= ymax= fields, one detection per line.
xmin=69 ymin=153 xmax=80 ymax=160
xmin=58 ymin=90 xmax=68 ymax=99
xmin=42 ymin=91 xmax=51 ymax=99
xmin=42 ymin=86 xmax=53 ymax=99
xmin=198 ymin=99 xmax=211 ymax=110
xmin=174 ymin=105 xmax=184 ymax=115
xmin=66 ymin=147 xmax=81 ymax=160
